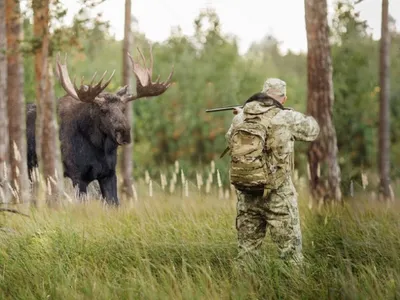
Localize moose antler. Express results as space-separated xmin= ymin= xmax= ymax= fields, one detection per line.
xmin=55 ymin=53 xmax=115 ymax=103
xmin=124 ymin=45 xmax=174 ymax=102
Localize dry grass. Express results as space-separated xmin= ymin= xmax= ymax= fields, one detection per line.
xmin=0 ymin=162 xmax=399 ymax=299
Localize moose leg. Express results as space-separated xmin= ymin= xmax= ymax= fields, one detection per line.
xmin=78 ymin=181 xmax=88 ymax=196
xmin=98 ymin=173 xmax=119 ymax=206
xmin=71 ymin=179 xmax=89 ymax=201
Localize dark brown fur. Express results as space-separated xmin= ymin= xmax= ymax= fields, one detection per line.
xmin=27 ymin=87 xmax=131 ymax=205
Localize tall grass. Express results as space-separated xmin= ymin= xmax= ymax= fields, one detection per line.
xmin=1 ymin=180 xmax=400 ymax=299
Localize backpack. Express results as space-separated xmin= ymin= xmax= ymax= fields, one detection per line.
xmin=226 ymin=94 xmax=282 ymax=191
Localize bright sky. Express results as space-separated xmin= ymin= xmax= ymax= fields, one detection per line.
xmin=64 ymin=0 xmax=400 ymax=54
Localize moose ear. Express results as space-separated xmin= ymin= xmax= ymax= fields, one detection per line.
xmin=116 ymin=85 xmax=129 ymax=96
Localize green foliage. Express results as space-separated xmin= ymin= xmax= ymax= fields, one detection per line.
xmin=330 ymin=1 xmax=399 ymax=192
xmin=331 ymin=1 xmax=380 ymax=193
xmin=19 ymin=3 xmax=400 ymax=187
xmin=129 ymin=9 xmax=313 ymax=183
xmin=0 ymin=194 xmax=400 ymax=299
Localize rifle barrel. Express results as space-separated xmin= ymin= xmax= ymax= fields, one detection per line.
xmin=205 ymin=105 xmax=242 ymax=113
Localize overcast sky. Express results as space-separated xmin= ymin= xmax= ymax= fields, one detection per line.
xmin=64 ymin=0 xmax=400 ymax=54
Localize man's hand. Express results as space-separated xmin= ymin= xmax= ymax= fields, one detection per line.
xmin=233 ymin=107 xmax=243 ymax=115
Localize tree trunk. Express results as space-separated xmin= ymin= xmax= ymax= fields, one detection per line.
xmin=33 ymin=0 xmax=49 ymax=179
xmin=42 ymin=60 xmax=63 ymax=204
xmin=0 ymin=0 xmax=9 ymax=201
xmin=120 ymin=0 xmax=134 ymax=198
xmin=378 ymin=0 xmax=391 ymax=200
xmin=33 ymin=0 xmax=58 ymax=204
xmin=304 ymin=0 xmax=342 ymax=204
xmin=6 ymin=0 xmax=29 ymax=203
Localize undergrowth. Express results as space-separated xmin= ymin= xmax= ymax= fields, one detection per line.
xmin=0 ymin=189 xmax=399 ymax=299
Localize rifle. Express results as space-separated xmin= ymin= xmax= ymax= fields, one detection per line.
xmin=205 ymin=105 xmax=243 ymax=113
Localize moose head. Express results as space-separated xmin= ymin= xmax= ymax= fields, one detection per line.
xmin=55 ymin=46 xmax=174 ymax=146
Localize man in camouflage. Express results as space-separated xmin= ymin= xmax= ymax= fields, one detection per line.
xmin=226 ymin=78 xmax=320 ymax=265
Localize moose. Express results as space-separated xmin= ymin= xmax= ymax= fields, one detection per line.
xmin=26 ymin=46 xmax=174 ymax=205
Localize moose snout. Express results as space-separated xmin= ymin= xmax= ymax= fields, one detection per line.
xmin=115 ymin=129 xmax=131 ymax=145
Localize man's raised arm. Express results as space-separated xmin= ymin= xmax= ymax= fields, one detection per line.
xmin=286 ymin=110 xmax=320 ymax=141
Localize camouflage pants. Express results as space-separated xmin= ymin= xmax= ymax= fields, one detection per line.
xmin=235 ymin=178 xmax=303 ymax=265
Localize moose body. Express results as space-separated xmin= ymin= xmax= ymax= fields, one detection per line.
xmin=26 ymin=48 xmax=173 ymax=205
xmin=27 ymin=94 xmax=129 ymax=204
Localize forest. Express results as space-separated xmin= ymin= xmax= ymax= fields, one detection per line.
xmin=0 ymin=0 xmax=400 ymax=299
xmin=1 ymin=0 xmax=399 ymax=201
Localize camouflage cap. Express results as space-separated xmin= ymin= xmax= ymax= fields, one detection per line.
xmin=261 ymin=78 xmax=287 ymax=97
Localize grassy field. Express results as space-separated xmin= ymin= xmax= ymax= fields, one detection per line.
xmin=0 ymin=179 xmax=400 ymax=300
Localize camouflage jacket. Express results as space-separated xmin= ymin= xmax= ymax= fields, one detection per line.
xmin=226 ymin=100 xmax=320 ymax=189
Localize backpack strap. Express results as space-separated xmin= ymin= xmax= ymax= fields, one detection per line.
xmin=258 ymin=107 xmax=281 ymax=151
xmin=243 ymin=92 xmax=284 ymax=110
xmin=219 ymin=146 xmax=230 ymax=158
